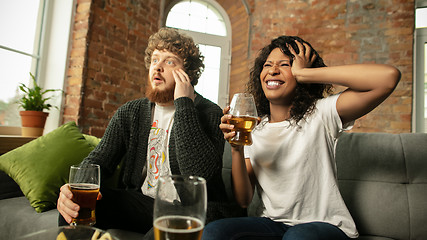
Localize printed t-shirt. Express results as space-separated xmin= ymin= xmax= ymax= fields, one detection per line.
xmin=141 ymin=104 xmax=175 ymax=198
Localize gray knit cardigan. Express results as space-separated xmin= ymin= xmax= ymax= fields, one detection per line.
xmin=82 ymin=95 xmax=245 ymax=222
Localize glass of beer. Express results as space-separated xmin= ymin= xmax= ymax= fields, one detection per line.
xmin=153 ymin=175 xmax=207 ymax=240
xmin=68 ymin=164 xmax=100 ymax=226
xmin=227 ymin=93 xmax=258 ymax=146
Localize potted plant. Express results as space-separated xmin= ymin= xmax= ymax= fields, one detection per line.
xmin=17 ymin=72 xmax=62 ymax=137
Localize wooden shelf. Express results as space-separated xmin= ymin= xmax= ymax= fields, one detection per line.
xmin=0 ymin=127 xmax=37 ymax=155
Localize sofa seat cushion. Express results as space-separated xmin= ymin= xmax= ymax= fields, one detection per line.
xmin=0 ymin=196 xmax=58 ymax=239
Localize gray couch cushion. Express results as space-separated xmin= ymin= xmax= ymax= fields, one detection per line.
xmin=221 ymin=141 xmax=235 ymax=202
xmin=336 ymin=132 xmax=427 ymax=240
xmin=0 ymin=195 xmax=147 ymax=240
xmin=0 ymin=197 xmax=58 ymax=240
xmin=401 ymin=134 xmax=427 ymax=240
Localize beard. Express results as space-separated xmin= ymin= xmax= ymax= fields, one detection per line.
xmin=145 ymin=82 xmax=175 ymax=104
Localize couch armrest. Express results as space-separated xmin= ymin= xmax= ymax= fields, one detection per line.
xmin=0 ymin=170 xmax=23 ymax=200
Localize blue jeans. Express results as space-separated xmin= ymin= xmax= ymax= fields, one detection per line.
xmin=202 ymin=217 xmax=350 ymax=240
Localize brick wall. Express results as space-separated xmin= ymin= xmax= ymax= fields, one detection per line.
xmin=63 ymin=0 xmax=160 ymax=137
xmin=216 ymin=0 xmax=252 ymax=97
xmin=64 ymin=0 xmax=414 ymax=135
xmin=220 ymin=0 xmax=414 ymax=133
xmin=62 ymin=0 xmax=90 ymax=129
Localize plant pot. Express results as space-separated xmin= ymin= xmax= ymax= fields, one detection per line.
xmin=19 ymin=111 xmax=49 ymax=137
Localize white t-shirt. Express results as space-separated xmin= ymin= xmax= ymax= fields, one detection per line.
xmin=141 ymin=104 xmax=175 ymax=198
xmin=245 ymin=94 xmax=358 ymax=238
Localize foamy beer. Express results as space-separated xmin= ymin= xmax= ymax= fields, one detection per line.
xmin=227 ymin=93 xmax=258 ymax=146
xmin=153 ymin=175 xmax=207 ymax=240
xmin=154 ymin=215 xmax=204 ymax=240
xmin=68 ymin=164 xmax=100 ymax=226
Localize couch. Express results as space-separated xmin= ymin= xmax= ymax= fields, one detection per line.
xmin=334 ymin=132 xmax=427 ymax=239
xmin=0 ymin=122 xmax=242 ymax=240
xmin=0 ymin=122 xmax=147 ymax=240
xmin=1 ymin=126 xmax=427 ymax=239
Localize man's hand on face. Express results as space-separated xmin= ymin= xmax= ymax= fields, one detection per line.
xmin=173 ymin=68 xmax=195 ymax=101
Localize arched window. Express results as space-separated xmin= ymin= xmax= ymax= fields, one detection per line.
xmin=165 ymin=0 xmax=231 ymax=108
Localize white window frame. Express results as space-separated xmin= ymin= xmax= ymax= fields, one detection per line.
xmin=38 ymin=0 xmax=75 ymax=133
xmin=414 ymin=0 xmax=427 ymax=133
xmin=164 ymin=0 xmax=232 ymax=108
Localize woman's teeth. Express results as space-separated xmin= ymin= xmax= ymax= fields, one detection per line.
xmin=267 ymin=81 xmax=282 ymax=86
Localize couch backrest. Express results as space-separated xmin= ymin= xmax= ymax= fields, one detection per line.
xmin=336 ymin=132 xmax=427 ymax=240
xmin=222 ymin=141 xmax=235 ymax=202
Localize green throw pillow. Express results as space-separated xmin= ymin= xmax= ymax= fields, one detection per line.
xmin=0 ymin=121 xmax=95 ymax=213
xmin=83 ymin=134 xmax=101 ymax=147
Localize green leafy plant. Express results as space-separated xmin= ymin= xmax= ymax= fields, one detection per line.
xmin=17 ymin=72 xmax=62 ymax=111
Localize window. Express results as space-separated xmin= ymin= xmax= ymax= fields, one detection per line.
xmin=414 ymin=0 xmax=427 ymax=132
xmin=0 ymin=0 xmax=44 ymax=127
xmin=165 ymin=0 xmax=231 ymax=108
xmin=0 ymin=0 xmax=74 ymax=133
xmin=166 ymin=0 xmax=227 ymax=36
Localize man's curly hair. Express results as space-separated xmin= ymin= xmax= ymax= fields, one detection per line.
xmin=247 ymin=35 xmax=333 ymax=124
xmin=144 ymin=27 xmax=205 ymax=86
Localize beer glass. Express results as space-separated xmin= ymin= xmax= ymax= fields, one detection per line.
xmin=227 ymin=93 xmax=258 ymax=146
xmin=68 ymin=164 xmax=100 ymax=226
xmin=153 ymin=175 xmax=207 ymax=240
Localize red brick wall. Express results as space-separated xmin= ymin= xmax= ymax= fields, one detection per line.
xmin=221 ymin=0 xmax=414 ymax=133
xmin=216 ymin=0 xmax=252 ymax=97
xmin=64 ymin=0 xmax=414 ymax=135
xmin=63 ymin=0 xmax=90 ymax=129
xmin=63 ymin=0 xmax=160 ymax=137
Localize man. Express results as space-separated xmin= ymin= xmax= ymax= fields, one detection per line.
xmin=57 ymin=28 xmax=242 ymax=237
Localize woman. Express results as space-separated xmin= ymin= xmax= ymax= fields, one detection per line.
xmin=202 ymin=36 xmax=401 ymax=240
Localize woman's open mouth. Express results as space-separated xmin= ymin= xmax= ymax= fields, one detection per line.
xmin=265 ymin=80 xmax=284 ymax=89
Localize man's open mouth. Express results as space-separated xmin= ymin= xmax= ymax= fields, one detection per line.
xmin=152 ymin=74 xmax=164 ymax=84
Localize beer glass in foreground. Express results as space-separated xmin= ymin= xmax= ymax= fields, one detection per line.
xmin=153 ymin=175 xmax=207 ymax=240
xmin=227 ymin=93 xmax=258 ymax=146
xmin=68 ymin=164 xmax=100 ymax=226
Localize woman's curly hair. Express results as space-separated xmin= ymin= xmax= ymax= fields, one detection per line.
xmin=247 ymin=35 xmax=333 ymax=124
xmin=144 ymin=27 xmax=205 ymax=86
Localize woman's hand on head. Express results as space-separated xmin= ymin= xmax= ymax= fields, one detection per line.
xmin=288 ymin=40 xmax=317 ymax=78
